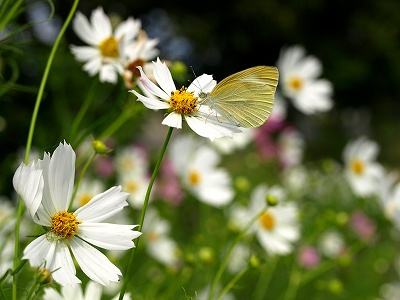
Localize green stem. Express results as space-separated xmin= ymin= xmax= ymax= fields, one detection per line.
xmin=252 ymin=257 xmax=279 ymax=300
xmin=70 ymin=80 xmax=98 ymax=144
xmin=119 ymin=127 xmax=174 ymax=300
xmin=0 ymin=0 xmax=23 ymax=32
xmin=69 ymin=152 xmax=97 ymax=211
xmin=13 ymin=0 xmax=80 ymax=298
xmin=208 ymin=208 xmax=266 ymax=300
xmin=98 ymin=107 xmax=134 ymax=141
xmin=216 ymin=266 xmax=249 ymax=300
xmin=25 ymin=280 xmax=39 ymax=300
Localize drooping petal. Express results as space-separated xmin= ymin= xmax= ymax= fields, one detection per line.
xmin=162 ymin=112 xmax=183 ymax=129
xmin=69 ymin=238 xmax=122 ymax=286
xmin=152 ymin=57 xmax=176 ymax=95
xmin=74 ymin=186 xmax=129 ymax=223
xmin=13 ymin=162 xmax=43 ymax=219
xmin=136 ymin=66 xmax=170 ymax=100
xmin=99 ymin=64 xmax=118 ymax=83
xmin=77 ymin=223 xmax=141 ymax=250
xmin=51 ymin=241 xmax=81 ymax=287
xmin=23 ymin=235 xmax=55 ymax=267
xmin=82 ymin=58 xmax=102 ymax=76
xmin=48 ymin=142 xmax=76 ymax=211
xmin=130 ymin=89 xmax=170 ymax=110
xmin=185 ymin=115 xmax=224 ymax=141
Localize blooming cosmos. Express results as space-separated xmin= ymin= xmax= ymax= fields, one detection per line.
xmin=231 ymin=184 xmax=300 ymax=255
xmin=70 ymin=7 xmax=142 ymax=83
xmin=276 ymin=45 xmax=333 ymax=114
xmin=129 ymin=57 xmax=241 ymax=140
xmin=168 ymin=135 xmax=234 ymax=207
xmin=342 ymin=136 xmax=384 ymax=197
xmin=13 ymin=141 xmax=141 ymax=286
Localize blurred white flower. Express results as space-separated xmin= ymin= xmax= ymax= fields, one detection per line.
xmin=234 ymin=184 xmax=299 ymax=255
xmin=277 ymin=45 xmax=333 ymax=114
xmin=123 ymin=30 xmax=159 ymax=89
xmin=143 ymin=208 xmax=180 ymax=267
xmin=277 ymin=128 xmax=305 ymax=168
xmin=43 ymin=280 xmax=131 ymax=300
xmin=343 ymin=137 xmax=384 ymax=197
xmin=70 ymin=7 xmax=141 ymax=83
xmin=318 ymin=230 xmax=345 ymax=258
xmin=211 ymin=128 xmax=255 ymax=155
xmin=380 ymin=282 xmax=400 ymax=300
xmin=13 ymin=142 xmax=141 ymax=287
xmin=378 ymin=173 xmax=400 ymax=230
xmin=169 ymin=135 xmax=234 ymax=207
xmin=227 ymin=242 xmax=250 ymax=274
xmin=74 ymin=178 xmax=105 ymax=209
xmin=115 ymin=145 xmax=150 ymax=209
xmin=130 ymin=58 xmax=241 ymax=141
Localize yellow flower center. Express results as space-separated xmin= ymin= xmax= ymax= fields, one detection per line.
xmin=99 ymin=36 xmax=119 ymax=58
xmin=259 ymin=211 xmax=275 ymax=230
xmin=125 ymin=180 xmax=138 ymax=193
xmin=148 ymin=231 xmax=159 ymax=241
xmin=170 ymin=87 xmax=198 ymax=115
xmin=51 ymin=211 xmax=81 ymax=239
xmin=288 ymin=76 xmax=304 ymax=91
xmin=121 ymin=158 xmax=134 ymax=171
xmin=78 ymin=193 xmax=93 ymax=206
xmin=351 ymin=159 xmax=365 ymax=175
xmin=188 ymin=169 xmax=201 ymax=186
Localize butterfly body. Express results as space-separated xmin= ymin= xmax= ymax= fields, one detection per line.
xmin=199 ymin=66 xmax=279 ymax=128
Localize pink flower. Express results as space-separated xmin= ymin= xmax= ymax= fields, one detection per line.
xmin=298 ymin=246 xmax=320 ymax=269
xmin=350 ymin=211 xmax=376 ymax=241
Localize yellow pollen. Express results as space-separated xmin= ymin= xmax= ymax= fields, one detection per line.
xmin=99 ymin=36 xmax=119 ymax=58
xmin=188 ymin=169 xmax=201 ymax=186
xmin=351 ymin=159 xmax=365 ymax=175
xmin=51 ymin=211 xmax=81 ymax=239
xmin=259 ymin=211 xmax=275 ymax=230
xmin=125 ymin=180 xmax=138 ymax=193
xmin=78 ymin=193 xmax=93 ymax=206
xmin=288 ymin=76 xmax=303 ymax=91
xmin=170 ymin=87 xmax=198 ymax=115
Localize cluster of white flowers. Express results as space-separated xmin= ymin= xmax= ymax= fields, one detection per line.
xmin=70 ymin=7 xmax=159 ymax=86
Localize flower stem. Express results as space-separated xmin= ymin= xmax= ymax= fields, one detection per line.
xmin=252 ymin=257 xmax=278 ymax=300
xmin=118 ymin=127 xmax=174 ymax=300
xmin=70 ymin=80 xmax=98 ymax=144
xmin=13 ymin=0 xmax=80 ymax=298
xmin=216 ymin=266 xmax=249 ymax=300
xmin=68 ymin=152 xmax=97 ymax=211
xmin=208 ymin=207 xmax=266 ymax=300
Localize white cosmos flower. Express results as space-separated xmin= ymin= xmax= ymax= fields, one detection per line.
xmin=70 ymin=7 xmax=141 ymax=83
xmin=343 ymin=136 xmax=384 ymax=197
xmin=169 ymin=135 xmax=234 ymax=207
xmin=277 ymin=45 xmax=333 ymax=114
xmin=43 ymin=280 xmax=131 ymax=300
xmin=143 ymin=208 xmax=180 ymax=267
xmin=129 ymin=57 xmax=241 ymax=141
xmin=236 ymin=184 xmax=299 ymax=255
xmin=13 ymin=141 xmax=141 ymax=287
